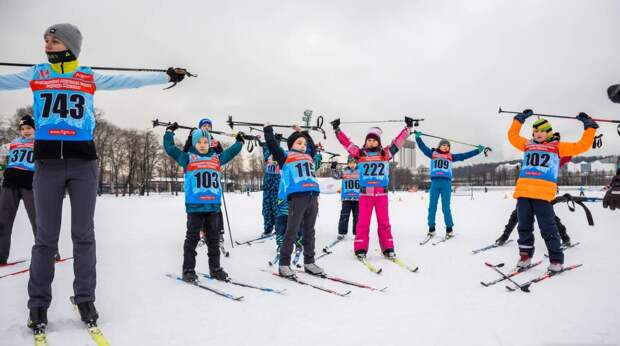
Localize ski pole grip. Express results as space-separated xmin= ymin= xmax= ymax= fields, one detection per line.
xmin=483 ymin=147 xmax=492 ymax=157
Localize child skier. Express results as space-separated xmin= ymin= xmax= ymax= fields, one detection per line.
xmin=0 ymin=23 xmax=189 ymax=333
xmin=264 ymin=124 xmax=323 ymax=278
xmin=331 ymin=156 xmax=360 ymax=240
xmin=508 ymin=109 xmax=598 ymax=272
xmin=261 ymin=141 xmax=281 ymax=236
xmin=414 ymin=131 xmax=485 ymax=238
xmin=496 ymin=155 xmax=573 ymax=246
xmin=331 ymin=117 xmax=414 ymax=259
xmin=0 ymin=116 xmax=37 ymax=264
xmin=164 ymin=122 xmax=244 ymax=282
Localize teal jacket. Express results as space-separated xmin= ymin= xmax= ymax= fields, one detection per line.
xmin=164 ymin=131 xmax=243 ymax=213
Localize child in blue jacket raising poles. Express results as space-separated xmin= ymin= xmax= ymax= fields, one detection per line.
xmin=415 ymin=131 xmax=485 ymax=238
xmin=164 ymin=123 xmax=244 ymax=282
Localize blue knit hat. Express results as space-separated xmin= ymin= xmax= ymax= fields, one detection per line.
xmin=198 ymin=118 xmax=212 ymax=129
xmin=192 ymin=129 xmax=212 ymax=147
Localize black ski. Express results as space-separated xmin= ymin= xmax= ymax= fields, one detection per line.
xmin=481 ymin=260 xmax=542 ymax=287
xmin=199 ymin=272 xmax=286 ymax=294
xmin=472 ymin=239 xmax=514 ymax=254
xmin=235 ymin=233 xmax=274 ymax=246
xmin=165 ymin=273 xmax=244 ymax=301
xmin=260 ymin=269 xmax=351 ymax=297
xmin=432 ymin=234 xmax=455 ymax=246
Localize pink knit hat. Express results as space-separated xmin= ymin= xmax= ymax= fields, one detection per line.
xmin=365 ymin=127 xmax=383 ymax=146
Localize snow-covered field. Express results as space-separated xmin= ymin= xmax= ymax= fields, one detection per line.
xmin=1 ymin=190 xmax=618 ymax=346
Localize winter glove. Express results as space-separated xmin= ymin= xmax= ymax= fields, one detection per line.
xmin=414 ymin=130 xmax=422 ymax=138
xmin=514 ymin=109 xmax=533 ymax=124
xmin=405 ymin=116 xmax=415 ymax=128
xmin=476 ymin=145 xmax=485 ymax=152
xmin=576 ymin=112 xmax=599 ymax=130
xmin=608 ymin=84 xmax=620 ymax=104
xmin=275 ymin=133 xmax=284 ymax=142
xmin=166 ymin=122 xmax=179 ymax=132
xmin=166 ymin=67 xmax=187 ymax=83
xmin=330 ymin=118 xmax=341 ymax=131
xmin=331 ymin=161 xmax=338 ymax=170
xmin=235 ymin=131 xmax=246 ymax=144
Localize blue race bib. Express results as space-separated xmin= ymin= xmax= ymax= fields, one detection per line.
xmin=184 ymin=154 xmax=222 ymax=204
xmin=6 ymin=138 xmax=35 ymax=171
xmin=519 ymin=142 xmax=560 ymax=183
xmin=281 ymin=151 xmax=320 ymax=196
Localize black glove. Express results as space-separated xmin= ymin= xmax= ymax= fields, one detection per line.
xmin=166 ymin=67 xmax=187 ymax=83
xmin=514 ymin=109 xmax=533 ymax=124
xmin=405 ymin=116 xmax=415 ymax=128
xmin=330 ymin=118 xmax=341 ymax=131
xmin=275 ymin=133 xmax=284 ymax=142
xmin=166 ymin=122 xmax=179 ymax=132
xmin=331 ymin=161 xmax=338 ymax=170
xmin=576 ymin=112 xmax=599 ymax=130
xmin=235 ymin=131 xmax=246 ymax=144
xmin=608 ymin=84 xmax=620 ymax=104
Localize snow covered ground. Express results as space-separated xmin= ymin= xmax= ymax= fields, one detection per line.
xmin=1 ymin=190 xmax=618 ymax=346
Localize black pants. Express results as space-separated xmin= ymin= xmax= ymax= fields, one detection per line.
xmin=279 ymin=193 xmax=318 ymax=266
xmin=504 ymin=208 xmax=569 ymax=240
xmin=516 ymin=198 xmax=564 ymax=263
xmin=338 ymin=200 xmax=359 ymax=235
xmin=0 ymin=186 xmax=37 ymax=262
xmin=184 ymin=212 xmax=221 ymax=271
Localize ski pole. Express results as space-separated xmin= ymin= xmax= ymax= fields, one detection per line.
xmin=221 ymin=188 xmax=234 ymax=249
xmin=498 ymin=107 xmax=620 ymax=136
xmin=0 ymin=62 xmax=197 ymax=89
xmin=415 ymin=131 xmax=492 ymax=157
xmin=340 ymin=118 xmax=425 ymax=127
xmin=227 ymin=115 xmax=327 ymax=139
xmin=152 ymin=119 xmax=261 ymax=152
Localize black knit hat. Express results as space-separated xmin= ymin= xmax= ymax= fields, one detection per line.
xmin=19 ymin=115 xmax=35 ymax=129
xmin=287 ymin=131 xmax=306 ymax=150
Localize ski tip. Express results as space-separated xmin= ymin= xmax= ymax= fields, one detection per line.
xmin=520 ymin=285 xmax=531 ymax=293
xmin=342 ymin=290 xmax=352 ymax=297
xmin=376 ymin=269 xmax=383 ymax=274
xmin=505 ymin=285 xmax=516 ymax=292
xmin=378 ymin=286 xmax=389 ymax=292
xmin=480 ymin=282 xmax=488 ymax=287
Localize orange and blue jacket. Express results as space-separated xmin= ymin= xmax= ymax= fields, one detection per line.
xmin=508 ymin=120 xmax=596 ymax=202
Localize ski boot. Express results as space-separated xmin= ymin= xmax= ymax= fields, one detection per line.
xmin=27 ymin=307 xmax=48 ymax=332
xmin=182 ymin=269 xmax=198 ymax=283
xmin=278 ymin=265 xmax=296 ymax=278
xmin=560 ymin=235 xmax=571 ymax=247
xmin=337 ymin=234 xmax=345 ymax=241
xmin=262 ymin=229 xmax=273 ymax=236
xmin=355 ymin=250 xmax=367 ymax=260
xmin=445 ymin=227 xmax=454 ymax=239
xmin=382 ymin=248 xmax=396 ymax=259
xmin=495 ymin=232 xmax=509 ymax=246
xmin=209 ymin=267 xmax=229 ymax=281
xmin=515 ymin=254 xmax=531 ymax=270
xmin=304 ymin=263 xmax=325 ymax=276
xmin=547 ymin=262 xmax=563 ymax=273
xmin=427 ymin=226 xmax=436 ymax=237
xmin=77 ymin=301 xmax=99 ymax=326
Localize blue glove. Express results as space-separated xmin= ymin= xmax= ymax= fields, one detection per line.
xmin=576 ymin=112 xmax=599 ymax=130
xmin=514 ymin=109 xmax=533 ymax=123
xmin=476 ymin=145 xmax=485 ymax=152
xmin=414 ymin=131 xmax=422 ymax=138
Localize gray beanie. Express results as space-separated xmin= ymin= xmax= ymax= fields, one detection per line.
xmin=44 ymin=23 xmax=83 ymax=58
xmin=438 ymin=139 xmax=450 ymax=149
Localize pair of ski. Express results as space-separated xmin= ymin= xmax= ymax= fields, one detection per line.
xmin=420 ymin=233 xmax=454 ymax=246
xmin=356 ymin=251 xmax=419 ymax=275
xmin=261 ymin=268 xmax=386 ymax=297
xmin=166 ymin=272 xmax=286 ymax=301
xmin=33 ymin=296 xmax=110 ymax=346
xmin=483 ymin=261 xmax=583 ymax=292
xmin=1 ymin=257 xmax=73 ymax=280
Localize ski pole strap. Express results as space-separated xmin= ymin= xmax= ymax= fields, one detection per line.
xmin=555 ymin=194 xmax=595 ymax=226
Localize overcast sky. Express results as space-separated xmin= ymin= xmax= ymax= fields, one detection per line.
xmin=1 ymin=0 xmax=619 ymax=164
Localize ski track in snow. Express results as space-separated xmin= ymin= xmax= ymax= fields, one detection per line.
xmin=0 ymin=190 xmax=618 ymax=346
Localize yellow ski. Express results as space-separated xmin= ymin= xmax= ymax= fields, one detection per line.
xmin=34 ymin=333 xmax=47 ymax=346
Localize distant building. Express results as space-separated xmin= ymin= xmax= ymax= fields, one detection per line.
xmin=396 ymin=140 xmax=416 ymax=173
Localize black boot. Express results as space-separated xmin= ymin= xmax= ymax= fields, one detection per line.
xmin=355 ymin=249 xmax=367 ymax=259
xmin=427 ymin=226 xmax=436 ymax=237
xmin=182 ymin=269 xmax=198 ymax=283
xmin=27 ymin=307 xmax=48 ymax=331
xmin=495 ymin=232 xmax=510 ymax=246
xmin=561 ymin=235 xmax=571 ymax=247
xmin=209 ymin=267 xmax=229 ymax=281
xmin=77 ymin=301 xmax=99 ymax=325
xmin=446 ymin=227 xmax=454 ymax=238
